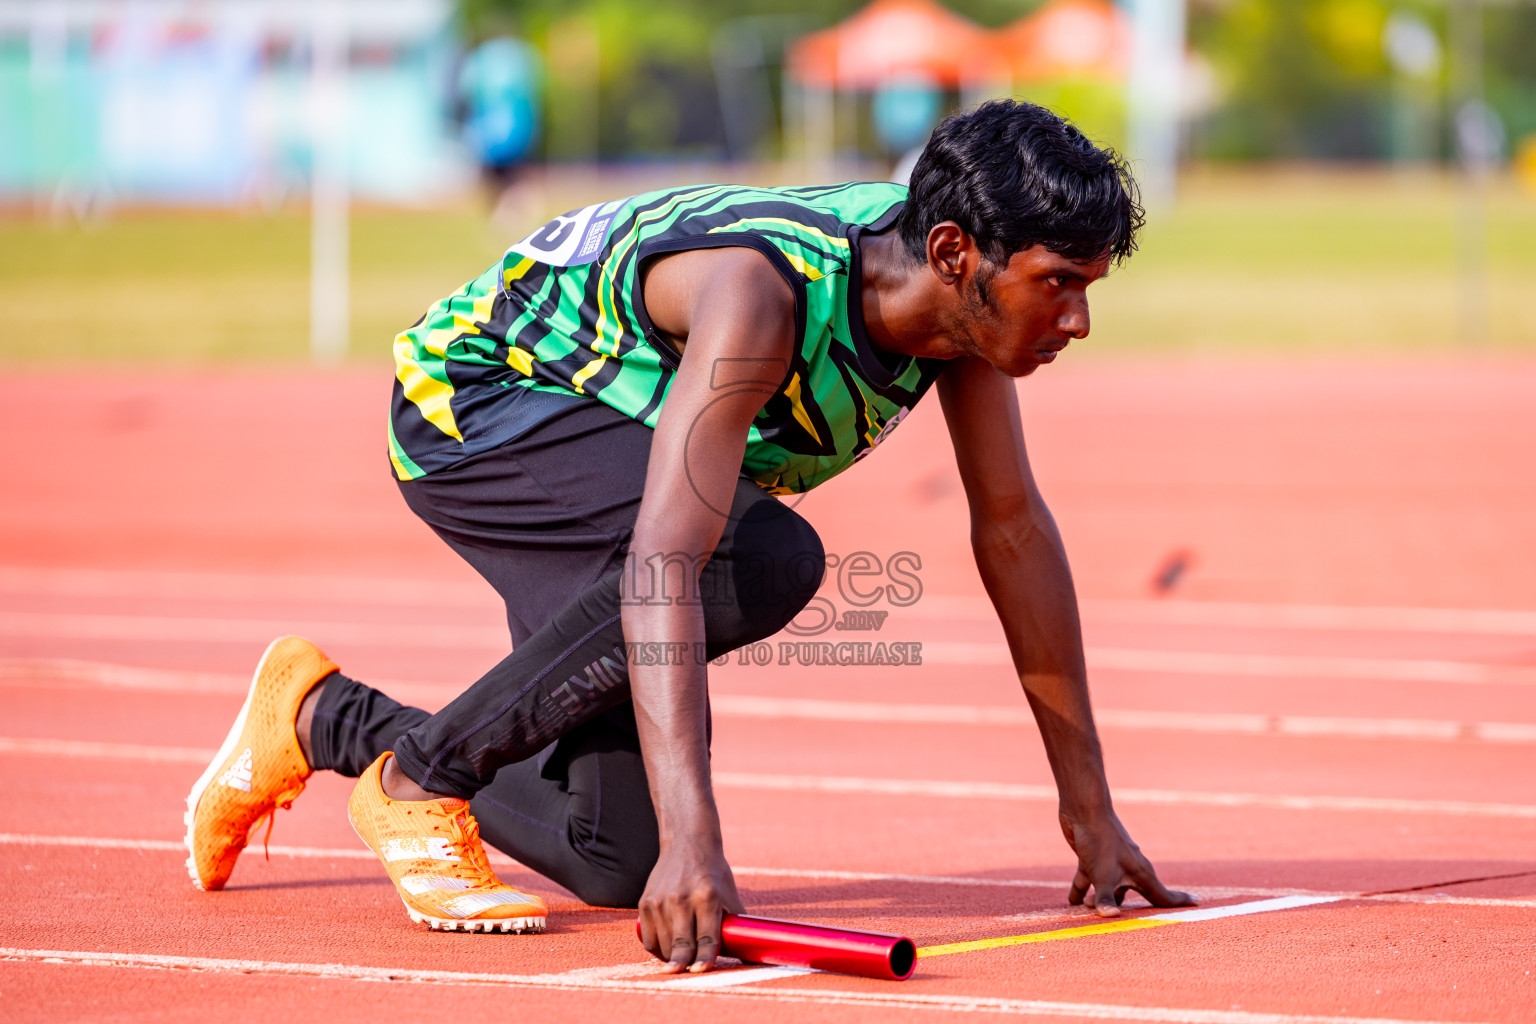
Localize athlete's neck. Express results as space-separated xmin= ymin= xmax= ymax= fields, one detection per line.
xmin=857 ymin=227 xmax=963 ymax=361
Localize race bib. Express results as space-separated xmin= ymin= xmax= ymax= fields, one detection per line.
xmin=506 ymin=198 xmax=629 ymax=267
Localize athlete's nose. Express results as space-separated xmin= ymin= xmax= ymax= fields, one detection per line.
xmin=1058 ymin=297 xmax=1090 ymax=340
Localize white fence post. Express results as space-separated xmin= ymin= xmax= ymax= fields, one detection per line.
xmin=1127 ymin=0 xmax=1185 ymax=212
xmin=310 ymin=0 xmax=350 ymax=366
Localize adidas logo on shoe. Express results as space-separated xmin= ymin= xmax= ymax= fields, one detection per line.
xmin=218 ymin=748 xmax=254 ymax=792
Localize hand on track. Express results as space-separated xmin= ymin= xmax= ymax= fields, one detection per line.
xmin=1060 ymin=808 xmax=1196 ymax=917
xmin=638 ymin=840 xmax=744 ymax=973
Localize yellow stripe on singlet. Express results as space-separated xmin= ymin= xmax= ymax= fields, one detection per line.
xmin=570 ymin=186 xmax=726 ymax=393
xmin=394 ymin=286 xmax=499 ymax=442
xmin=708 ymin=217 xmax=849 ymax=281
xmin=708 ymin=217 xmax=850 ymax=251
xmin=783 ymin=372 xmax=822 ymax=445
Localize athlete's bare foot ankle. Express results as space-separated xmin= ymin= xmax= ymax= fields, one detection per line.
xmin=381 ymin=754 xmax=455 ymax=803
xmin=295 ymin=677 xmax=328 ymax=767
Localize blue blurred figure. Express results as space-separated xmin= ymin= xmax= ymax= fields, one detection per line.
xmin=873 ymin=74 xmax=943 ymax=185
xmin=458 ymin=36 xmax=543 ymax=200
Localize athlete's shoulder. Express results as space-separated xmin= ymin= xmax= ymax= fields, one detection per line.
xmin=498 ymin=181 xmax=907 ymax=282
xmin=622 ymin=181 xmax=906 ymax=232
xmin=774 ymin=181 xmax=908 ymax=221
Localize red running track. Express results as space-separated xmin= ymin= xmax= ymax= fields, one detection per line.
xmin=1 ymin=359 xmax=1533 ymax=1023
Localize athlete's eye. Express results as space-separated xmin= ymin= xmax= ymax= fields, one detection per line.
xmin=1047 ymin=275 xmax=1068 ymax=287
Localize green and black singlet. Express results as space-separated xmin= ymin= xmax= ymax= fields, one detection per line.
xmin=389 ymin=182 xmax=945 ymax=494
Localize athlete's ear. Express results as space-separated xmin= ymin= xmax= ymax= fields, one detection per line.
xmin=925 ymin=222 xmax=974 ymax=285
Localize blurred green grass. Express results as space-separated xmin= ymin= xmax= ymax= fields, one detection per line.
xmin=0 ymin=204 xmax=507 ymax=364
xmin=1090 ymin=169 xmax=1536 ymax=355
xmin=0 ymin=167 xmax=1531 ymax=364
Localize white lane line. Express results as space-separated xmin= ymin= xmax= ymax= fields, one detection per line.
xmin=918 ymin=595 xmax=1536 ymax=637
xmin=924 ymin=642 xmax=1535 ymax=686
xmin=0 ymin=737 xmax=214 ymax=762
xmin=1478 ymin=722 xmax=1536 ymax=742
xmin=0 ymin=611 xmax=508 ymax=650
xmin=8 ymin=565 xmax=1536 ymax=637
xmin=1151 ymin=895 xmax=1339 ymax=923
xmin=8 ymin=661 xmax=1535 ymax=744
xmin=734 ymin=864 xmax=1066 ymax=891
xmin=0 ymin=832 xmax=365 ymax=859
xmin=0 ymin=566 xmax=493 ymax=609
xmin=0 ymin=946 xmax=1508 ymax=1024
xmin=735 ymin=866 xmax=1407 ymax=909
xmin=1083 ymin=648 xmax=1528 ymax=686
xmin=4 ymin=612 xmax=1533 ymax=686
xmin=6 ymin=736 xmax=1534 ymax=819
xmin=660 ymin=965 xmax=816 ymax=989
xmin=0 ymin=659 xmax=250 ymax=693
xmin=1079 ymin=598 xmax=1536 ymax=638
xmin=710 ymin=694 xmax=1536 ymax=745
xmin=712 ymin=771 xmax=1536 ymax=820
xmin=0 ymin=659 xmax=453 ymax=707
xmin=0 ymin=832 xmax=515 ymax=866
xmin=3 ymin=834 xmax=1532 ymax=909
xmin=545 ymin=961 xmax=671 ymax=983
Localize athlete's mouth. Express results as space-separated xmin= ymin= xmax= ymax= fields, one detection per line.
xmin=1036 ymin=341 xmax=1069 ymax=363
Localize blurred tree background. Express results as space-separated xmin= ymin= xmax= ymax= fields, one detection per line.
xmin=4 ymin=0 xmax=1532 ymax=362
xmin=457 ymin=0 xmax=1536 ymax=164
xmin=1190 ymin=0 xmax=1536 ymax=160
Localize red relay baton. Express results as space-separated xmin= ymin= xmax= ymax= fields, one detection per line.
xmin=636 ymin=913 xmax=917 ymax=981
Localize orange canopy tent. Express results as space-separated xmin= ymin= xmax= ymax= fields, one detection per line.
xmin=998 ymin=0 xmax=1132 ymax=83
xmin=785 ymin=0 xmax=1007 ymax=91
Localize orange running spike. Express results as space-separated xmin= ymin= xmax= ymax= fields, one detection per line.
xmin=348 ymin=753 xmax=547 ymax=933
xmin=184 ymin=635 xmax=337 ymax=891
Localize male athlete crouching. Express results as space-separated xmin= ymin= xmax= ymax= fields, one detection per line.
xmin=186 ymin=99 xmax=1194 ymax=970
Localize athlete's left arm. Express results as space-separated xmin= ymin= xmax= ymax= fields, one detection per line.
xmin=937 ymin=355 xmax=1195 ymax=917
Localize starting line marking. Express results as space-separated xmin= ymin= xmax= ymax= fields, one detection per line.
xmin=917 ymin=896 xmax=1342 ymax=958
xmin=2 ymin=833 xmax=1533 ymax=910
xmin=6 ymin=735 xmax=1536 ymax=819
xmin=0 ymin=946 xmax=1506 ymax=1024
xmin=660 ymin=964 xmax=816 ymax=989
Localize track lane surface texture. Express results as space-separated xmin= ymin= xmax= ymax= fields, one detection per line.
xmin=1 ymin=361 xmax=1532 ymax=1022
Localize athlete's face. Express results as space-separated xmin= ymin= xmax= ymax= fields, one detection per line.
xmin=945 ymin=243 xmax=1110 ymax=378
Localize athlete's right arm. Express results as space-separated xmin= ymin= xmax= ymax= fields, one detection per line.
xmin=628 ymin=246 xmax=796 ymax=973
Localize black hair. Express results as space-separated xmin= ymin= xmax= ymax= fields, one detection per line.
xmin=896 ymin=99 xmax=1143 ymax=267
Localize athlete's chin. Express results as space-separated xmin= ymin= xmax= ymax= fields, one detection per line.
xmin=982 ymin=342 xmax=1060 ymax=377
xmin=998 ymin=353 xmax=1048 ymax=378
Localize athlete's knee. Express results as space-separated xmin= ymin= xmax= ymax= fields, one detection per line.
xmin=767 ymin=511 xmax=826 ymax=628
xmin=711 ymin=507 xmax=824 ymax=647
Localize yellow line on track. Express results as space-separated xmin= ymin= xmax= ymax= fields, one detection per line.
xmin=917 ymin=895 xmax=1346 ymax=959
xmin=918 ymin=917 xmax=1170 ymax=957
